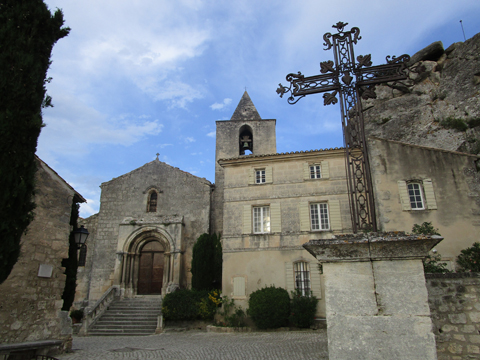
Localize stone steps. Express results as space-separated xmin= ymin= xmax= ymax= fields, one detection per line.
xmin=88 ymin=297 xmax=162 ymax=336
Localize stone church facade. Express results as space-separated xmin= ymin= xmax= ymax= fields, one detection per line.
xmin=76 ymin=91 xmax=480 ymax=319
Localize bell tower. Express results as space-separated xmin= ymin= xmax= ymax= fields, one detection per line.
xmin=212 ymin=91 xmax=277 ymax=234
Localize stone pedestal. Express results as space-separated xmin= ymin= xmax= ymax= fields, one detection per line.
xmin=303 ymin=232 xmax=442 ymax=360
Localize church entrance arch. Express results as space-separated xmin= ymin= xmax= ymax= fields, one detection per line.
xmin=137 ymin=241 xmax=164 ymax=294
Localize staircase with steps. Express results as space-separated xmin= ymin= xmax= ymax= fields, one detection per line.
xmin=88 ymin=296 xmax=162 ymax=336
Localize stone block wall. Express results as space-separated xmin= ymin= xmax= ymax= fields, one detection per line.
xmin=0 ymin=159 xmax=78 ymax=350
xmin=426 ymin=273 xmax=480 ymax=359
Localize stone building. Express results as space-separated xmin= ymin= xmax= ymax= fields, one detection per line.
xmin=76 ymin=158 xmax=212 ymax=306
xmin=0 ymin=157 xmax=85 ymax=353
xmin=77 ymin=89 xmax=480 ymax=320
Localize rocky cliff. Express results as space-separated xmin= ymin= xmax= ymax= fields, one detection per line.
xmin=363 ymin=32 xmax=480 ymax=155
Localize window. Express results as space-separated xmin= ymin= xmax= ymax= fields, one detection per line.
xmin=310 ymin=165 xmax=321 ymax=179
xmin=310 ymin=203 xmax=329 ymax=230
xmin=407 ymin=183 xmax=424 ymax=210
xmin=255 ymin=169 xmax=266 ymax=184
xmin=294 ymin=262 xmax=311 ymax=296
xmin=147 ymin=191 xmax=157 ymax=212
xmin=78 ymin=245 xmax=87 ymax=266
xmin=253 ymin=206 xmax=270 ymax=233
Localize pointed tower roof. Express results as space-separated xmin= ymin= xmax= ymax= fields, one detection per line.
xmin=230 ymin=91 xmax=262 ymax=121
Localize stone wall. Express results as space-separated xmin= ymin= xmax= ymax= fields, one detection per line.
xmin=0 ymin=158 xmax=81 ymax=350
xmin=426 ymin=273 xmax=480 ymax=359
xmin=85 ymin=159 xmax=211 ymax=302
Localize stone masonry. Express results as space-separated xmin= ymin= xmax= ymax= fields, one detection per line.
xmin=427 ymin=272 xmax=480 ymax=359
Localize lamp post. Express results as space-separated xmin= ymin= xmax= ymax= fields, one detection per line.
xmin=73 ymin=225 xmax=89 ymax=249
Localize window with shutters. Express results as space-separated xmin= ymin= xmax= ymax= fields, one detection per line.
xmin=310 ymin=203 xmax=329 ymax=230
xmin=253 ymin=206 xmax=270 ymax=233
xmin=294 ymin=261 xmax=311 ymax=296
xmin=398 ymin=179 xmax=437 ymax=211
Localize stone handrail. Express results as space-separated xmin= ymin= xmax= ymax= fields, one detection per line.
xmin=79 ymin=285 xmax=120 ymax=335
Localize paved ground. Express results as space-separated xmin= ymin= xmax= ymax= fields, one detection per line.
xmin=57 ymin=330 xmax=328 ymax=359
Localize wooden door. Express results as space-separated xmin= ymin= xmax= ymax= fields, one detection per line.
xmin=138 ymin=241 xmax=164 ymax=294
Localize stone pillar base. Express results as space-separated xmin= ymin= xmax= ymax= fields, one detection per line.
xmin=304 ymin=232 xmax=442 ymax=360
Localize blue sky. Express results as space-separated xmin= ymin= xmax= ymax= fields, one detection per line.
xmin=38 ymin=0 xmax=480 ymax=218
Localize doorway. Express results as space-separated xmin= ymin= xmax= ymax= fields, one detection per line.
xmin=137 ymin=241 xmax=164 ymax=294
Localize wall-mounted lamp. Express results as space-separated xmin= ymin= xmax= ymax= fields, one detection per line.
xmin=73 ymin=225 xmax=89 ymax=249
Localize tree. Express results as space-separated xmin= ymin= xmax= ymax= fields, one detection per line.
xmin=191 ymin=233 xmax=222 ymax=291
xmin=0 ymin=1 xmax=69 ymax=283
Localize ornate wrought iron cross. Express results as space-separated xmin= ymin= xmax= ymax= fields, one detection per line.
xmin=277 ymin=22 xmax=410 ymax=233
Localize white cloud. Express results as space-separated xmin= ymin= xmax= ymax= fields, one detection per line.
xmin=185 ymin=137 xmax=196 ymax=143
xmin=207 ymin=131 xmax=216 ymax=138
xmin=159 ymin=143 xmax=173 ymax=149
xmin=80 ymin=199 xmax=98 ymax=218
xmin=210 ymin=98 xmax=232 ymax=110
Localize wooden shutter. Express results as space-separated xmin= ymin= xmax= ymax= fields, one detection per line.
xmin=321 ymin=161 xmax=329 ymax=179
xmin=242 ymin=205 xmax=251 ymax=234
xmin=303 ymin=163 xmax=310 ymax=180
xmin=300 ymin=202 xmax=310 ymax=231
xmin=329 ymin=200 xmax=342 ymax=231
xmin=285 ymin=262 xmax=294 ymax=293
xmin=397 ymin=180 xmax=411 ymax=210
xmin=310 ymin=263 xmax=322 ymax=299
xmin=248 ymin=168 xmax=254 ymax=184
xmin=423 ymin=179 xmax=437 ymax=210
xmin=270 ymin=203 xmax=281 ymax=233
xmin=265 ymin=166 xmax=273 ymax=183
xmin=233 ymin=277 xmax=246 ymax=297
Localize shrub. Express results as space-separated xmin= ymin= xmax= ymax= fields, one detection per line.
xmin=69 ymin=309 xmax=84 ymax=322
xmin=412 ymin=222 xmax=440 ymax=236
xmin=217 ymin=295 xmax=246 ymax=327
xmin=440 ymin=117 xmax=468 ymax=132
xmin=248 ymin=286 xmax=290 ymax=329
xmin=411 ymin=222 xmax=449 ymax=273
xmin=290 ymin=291 xmax=318 ymax=328
xmin=456 ymin=242 xmax=480 ymax=272
xmin=191 ymin=233 xmax=222 ymax=291
xmin=162 ymin=289 xmax=219 ymax=321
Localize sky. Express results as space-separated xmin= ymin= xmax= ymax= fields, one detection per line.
xmin=38 ymin=0 xmax=480 ymax=218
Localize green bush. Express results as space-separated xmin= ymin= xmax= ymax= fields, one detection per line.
xmin=69 ymin=309 xmax=84 ymax=322
xmin=191 ymin=233 xmax=222 ymax=291
xmin=440 ymin=117 xmax=468 ymax=132
xmin=216 ymin=295 xmax=246 ymax=328
xmin=412 ymin=222 xmax=440 ymax=236
xmin=290 ymin=291 xmax=318 ymax=328
xmin=162 ymin=289 xmax=218 ymax=321
xmin=456 ymin=243 xmax=480 ymax=273
xmin=411 ymin=222 xmax=449 ymax=273
xmin=248 ymin=286 xmax=290 ymax=329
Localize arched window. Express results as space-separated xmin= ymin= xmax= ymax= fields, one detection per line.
xmin=147 ymin=191 xmax=158 ymax=212
xmin=239 ymin=125 xmax=253 ymax=155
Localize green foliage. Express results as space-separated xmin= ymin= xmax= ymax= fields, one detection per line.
xmin=467 ymin=118 xmax=480 ymax=128
xmin=440 ymin=117 xmax=468 ymax=132
xmin=423 ymin=254 xmax=450 ymax=273
xmin=191 ymin=233 xmax=222 ymax=291
xmin=61 ymin=202 xmax=80 ymax=310
xmin=289 ymin=290 xmax=318 ymax=328
xmin=69 ymin=309 xmax=84 ymax=322
xmin=456 ymin=243 xmax=480 ymax=273
xmin=216 ymin=295 xmax=246 ymax=328
xmin=162 ymin=289 xmax=219 ymax=321
xmin=248 ymin=286 xmax=290 ymax=329
xmin=411 ymin=223 xmax=449 ymax=273
xmin=412 ymin=222 xmax=440 ymax=236
xmin=0 ymin=1 xmax=70 ymax=283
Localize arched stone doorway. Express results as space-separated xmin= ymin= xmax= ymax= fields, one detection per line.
xmin=137 ymin=241 xmax=164 ymax=294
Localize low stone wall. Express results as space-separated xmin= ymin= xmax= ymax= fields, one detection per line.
xmin=426 ymin=273 xmax=480 ymax=359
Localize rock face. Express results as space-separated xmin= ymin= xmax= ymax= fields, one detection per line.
xmin=363 ymin=32 xmax=480 ymax=155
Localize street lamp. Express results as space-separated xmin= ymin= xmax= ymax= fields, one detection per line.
xmin=73 ymin=225 xmax=89 ymax=249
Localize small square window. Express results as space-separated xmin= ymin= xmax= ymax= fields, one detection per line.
xmin=407 ymin=183 xmax=425 ymax=210
xmin=255 ymin=169 xmax=266 ymax=184
xmin=310 ymin=203 xmax=329 ymax=230
xmin=310 ymin=165 xmax=321 ymax=179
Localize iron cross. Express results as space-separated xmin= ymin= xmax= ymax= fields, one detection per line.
xmin=277 ymin=22 xmax=410 ymax=233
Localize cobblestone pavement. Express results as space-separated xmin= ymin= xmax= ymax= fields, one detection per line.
xmin=57 ymin=330 xmax=328 ymax=359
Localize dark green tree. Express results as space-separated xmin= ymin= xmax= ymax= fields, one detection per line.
xmin=0 ymin=1 xmax=70 ymax=283
xmin=61 ymin=202 xmax=79 ymax=311
xmin=457 ymin=242 xmax=480 ymax=273
xmin=191 ymin=233 xmax=222 ymax=291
